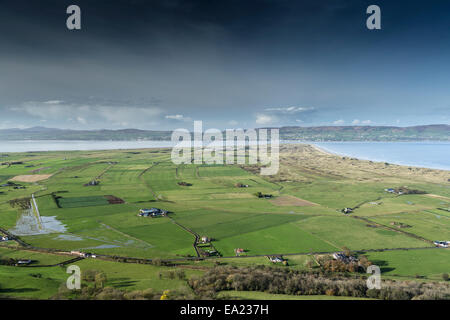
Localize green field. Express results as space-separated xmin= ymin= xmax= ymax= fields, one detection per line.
xmin=1 ymin=145 xmax=449 ymax=300
xmin=0 ymin=255 xmax=200 ymax=299
xmin=365 ymin=249 xmax=450 ymax=281
xmin=56 ymin=196 xmax=110 ymax=208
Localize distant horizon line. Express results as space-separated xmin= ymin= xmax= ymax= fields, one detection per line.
xmin=1 ymin=124 xmax=449 ymax=132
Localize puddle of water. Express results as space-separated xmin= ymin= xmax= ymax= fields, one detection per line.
xmin=55 ymin=234 xmax=83 ymax=241
xmin=82 ymin=244 xmax=121 ymax=249
xmin=288 ymin=211 xmax=304 ymax=215
xmin=9 ymin=208 xmax=67 ymax=236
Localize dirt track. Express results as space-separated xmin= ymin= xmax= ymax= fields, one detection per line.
xmin=270 ymin=195 xmax=317 ymax=206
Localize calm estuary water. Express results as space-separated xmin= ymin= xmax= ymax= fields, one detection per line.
xmin=312 ymin=141 xmax=450 ymax=171
xmin=0 ymin=140 xmax=448 ymax=171
xmin=0 ymin=140 xmax=176 ymax=152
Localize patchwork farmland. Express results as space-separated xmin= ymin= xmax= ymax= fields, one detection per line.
xmin=0 ymin=144 xmax=449 ymax=299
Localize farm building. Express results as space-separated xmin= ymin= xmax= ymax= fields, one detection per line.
xmin=342 ymin=207 xmax=353 ymax=214
xmin=268 ymin=256 xmax=284 ymax=263
xmin=84 ymin=180 xmax=100 ymax=187
xmin=333 ymin=252 xmax=357 ymax=263
xmin=0 ymin=236 xmax=9 ymax=241
xmin=433 ymin=241 xmax=449 ymax=248
xmin=385 ymin=187 xmax=426 ymax=195
xmin=83 ymin=253 xmax=96 ymax=258
xmin=235 ymin=183 xmax=249 ymax=188
xmin=200 ymin=236 xmax=210 ymax=243
xmin=235 ymin=248 xmax=245 ymax=256
xmin=139 ymin=208 xmax=167 ymax=217
xmin=70 ymin=250 xmax=91 ymax=257
xmin=202 ymin=249 xmax=218 ymax=257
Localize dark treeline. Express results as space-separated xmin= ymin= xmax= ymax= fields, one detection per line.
xmin=189 ymin=266 xmax=450 ymax=300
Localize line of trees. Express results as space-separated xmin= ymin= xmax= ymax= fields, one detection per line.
xmin=188 ymin=265 xmax=450 ymax=300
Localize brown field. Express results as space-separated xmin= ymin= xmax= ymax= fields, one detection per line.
xmin=270 ymin=195 xmax=317 ymax=206
xmin=10 ymin=174 xmax=53 ymax=182
xmin=104 ymin=195 xmax=125 ymax=204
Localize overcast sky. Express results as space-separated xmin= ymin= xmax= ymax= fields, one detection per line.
xmin=1 ymin=0 xmax=449 ymax=130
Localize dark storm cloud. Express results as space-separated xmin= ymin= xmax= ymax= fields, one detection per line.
xmin=0 ymin=0 xmax=449 ymax=129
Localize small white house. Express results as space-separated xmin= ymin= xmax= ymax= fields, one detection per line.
xmin=434 ymin=241 xmax=449 ymax=248
xmin=139 ymin=208 xmax=167 ymax=217
xmin=70 ymin=250 xmax=87 ymax=257
xmin=268 ymin=256 xmax=284 ymax=263
xmin=201 ymin=236 xmax=209 ymax=243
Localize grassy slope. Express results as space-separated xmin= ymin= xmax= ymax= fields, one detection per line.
xmin=0 ymin=257 xmax=200 ymax=299
xmin=365 ymin=249 xmax=450 ymax=281
xmin=217 ymin=291 xmax=374 ymax=300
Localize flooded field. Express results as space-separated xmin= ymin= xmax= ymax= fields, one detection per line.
xmin=54 ymin=234 xmax=83 ymax=241
xmin=9 ymin=207 xmax=67 ymax=236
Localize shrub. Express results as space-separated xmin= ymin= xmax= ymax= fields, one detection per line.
xmin=325 ymin=288 xmax=336 ymax=296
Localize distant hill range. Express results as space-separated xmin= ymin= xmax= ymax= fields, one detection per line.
xmin=0 ymin=125 xmax=448 ymax=141
xmin=276 ymin=124 xmax=450 ymax=141
xmin=0 ymin=127 xmax=172 ymax=141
